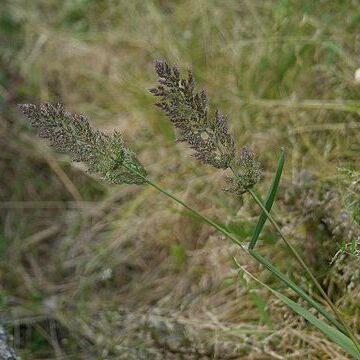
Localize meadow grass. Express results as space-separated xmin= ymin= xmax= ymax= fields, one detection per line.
xmin=1 ymin=0 xmax=360 ymax=358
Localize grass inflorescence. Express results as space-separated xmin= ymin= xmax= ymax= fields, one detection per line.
xmin=18 ymin=103 xmax=148 ymax=185
xmin=16 ymin=59 xmax=360 ymax=358
xmin=2 ymin=1 xmax=360 ymax=358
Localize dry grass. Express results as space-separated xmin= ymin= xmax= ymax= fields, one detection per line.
xmin=1 ymin=0 xmax=360 ymax=358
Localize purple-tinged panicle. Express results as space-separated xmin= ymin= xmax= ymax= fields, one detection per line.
xmin=17 ymin=103 xmax=148 ymax=185
xmin=150 ymin=60 xmax=235 ymax=169
xmin=225 ymin=146 xmax=261 ymax=195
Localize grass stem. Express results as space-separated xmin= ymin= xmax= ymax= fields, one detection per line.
xmin=143 ymin=176 xmax=245 ymax=249
xmin=248 ymin=188 xmax=360 ymax=353
xmin=128 ymin=163 xmax=360 ymax=355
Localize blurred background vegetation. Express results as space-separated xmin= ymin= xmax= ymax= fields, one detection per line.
xmin=1 ymin=0 xmax=359 ymax=358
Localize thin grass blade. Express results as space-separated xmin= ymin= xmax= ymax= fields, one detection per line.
xmin=248 ymin=149 xmax=285 ymax=249
xmin=234 ymin=257 xmax=360 ymax=359
xmin=249 ymin=249 xmax=346 ymax=334
xmin=273 ymin=291 xmax=360 ymax=359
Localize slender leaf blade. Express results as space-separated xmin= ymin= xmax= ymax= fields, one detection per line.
xmin=249 ymin=250 xmax=346 ymax=334
xmin=234 ymin=257 xmax=360 ymax=359
xmin=273 ymin=290 xmax=360 ymax=359
xmin=249 ymin=149 xmax=285 ymax=249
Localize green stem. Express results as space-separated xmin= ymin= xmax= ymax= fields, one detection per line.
xmin=144 ymin=176 xmax=244 ymax=249
xmin=128 ymin=164 xmax=360 ymax=353
xmin=248 ymin=188 xmax=360 ymax=353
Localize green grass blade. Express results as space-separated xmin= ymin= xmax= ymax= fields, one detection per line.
xmin=273 ymin=291 xmax=360 ymax=359
xmin=249 ymin=250 xmax=346 ymax=334
xmin=249 ymin=289 xmax=273 ymax=327
xmin=248 ymin=149 xmax=285 ymax=249
xmin=234 ymin=257 xmax=360 ymax=359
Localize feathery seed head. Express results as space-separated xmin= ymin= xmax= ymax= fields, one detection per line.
xmin=17 ymin=103 xmax=148 ymax=185
xmin=226 ymin=146 xmax=261 ymax=195
xmin=150 ymin=60 xmax=235 ymax=169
